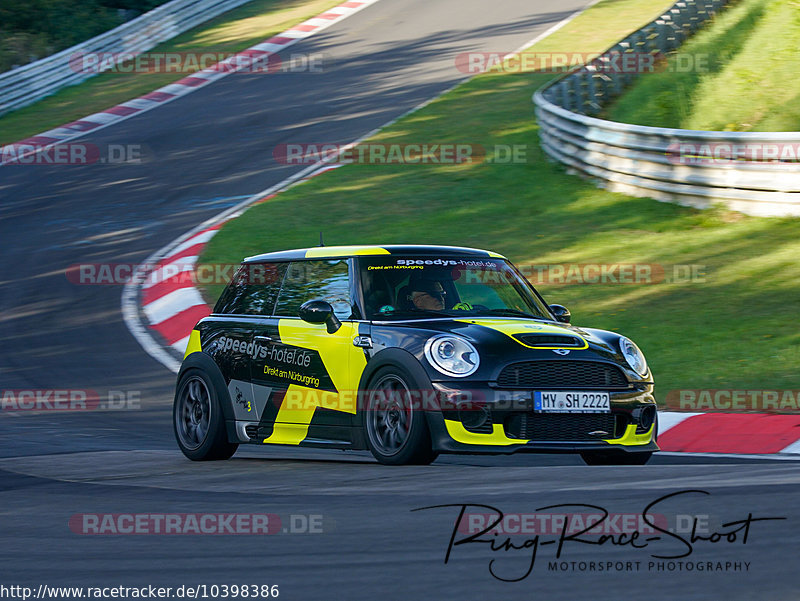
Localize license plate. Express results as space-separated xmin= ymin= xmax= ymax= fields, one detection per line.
xmin=534 ymin=391 xmax=610 ymax=413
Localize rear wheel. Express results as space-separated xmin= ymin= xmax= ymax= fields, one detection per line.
xmin=580 ymin=451 xmax=652 ymax=465
xmin=363 ymin=367 xmax=437 ymax=465
xmin=174 ymin=368 xmax=238 ymax=461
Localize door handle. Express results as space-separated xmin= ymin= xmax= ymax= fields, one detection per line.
xmin=254 ymin=335 xmax=272 ymax=342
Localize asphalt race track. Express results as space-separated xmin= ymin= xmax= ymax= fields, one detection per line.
xmin=0 ymin=1 xmax=798 ymax=599
xmin=1 ymin=448 xmax=799 ymax=599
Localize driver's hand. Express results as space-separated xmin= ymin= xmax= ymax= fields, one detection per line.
xmin=452 ymin=302 xmax=473 ymax=310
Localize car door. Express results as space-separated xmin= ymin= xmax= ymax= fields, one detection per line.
xmin=209 ymin=261 xmax=288 ymax=441
xmin=250 ymin=258 xmax=366 ymax=446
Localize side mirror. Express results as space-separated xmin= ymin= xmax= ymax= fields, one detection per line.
xmin=549 ymin=304 xmax=571 ymax=324
xmin=299 ymin=300 xmax=341 ymax=333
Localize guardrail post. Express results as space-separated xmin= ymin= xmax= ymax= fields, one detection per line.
xmin=709 ymin=0 xmax=727 ymax=13
xmin=585 ymin=73 xmax=595 ymax=115
xmin=577 ymin=70 xmax=591 ymax=114
xmin=563 ymin=77 xmax=576 ymax=112
xmin=593 ymin=55 xmax=614 ymax=102
xmin=669 ymin=6 xmax=688 ymax=45
xmin=685 ymin=1 xmax=700 ymax=32
xmin=659 ymin=17 xmax=678 ymax=51
xmin=552 ymin=81 xmax=566 ymax=109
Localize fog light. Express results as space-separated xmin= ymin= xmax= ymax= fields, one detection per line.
xmin=635 ymin=405 xmax=656 ymax=433
xmin=458 ymin=402 xmax=490 ymax=432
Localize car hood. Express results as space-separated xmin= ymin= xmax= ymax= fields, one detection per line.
xmin=370 ymin=317 xmax=645 ymax=383
xmin=381 ymin=317 xmax=614 ymax=348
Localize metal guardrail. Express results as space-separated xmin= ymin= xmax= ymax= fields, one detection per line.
xmin=533 ymin=0 xmax=800 ymax=217
xmin=0 ymin=0 xmax=255 ymax=117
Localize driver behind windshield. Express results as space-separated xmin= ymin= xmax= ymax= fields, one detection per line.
xmin=408 ymin=276 xmax=447 ymax=311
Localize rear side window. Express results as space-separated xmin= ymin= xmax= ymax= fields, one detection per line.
xmin=274 ymin=259 xmax=353 ymax=319
xmin=213 ymin=262 xmax=287 ymax=315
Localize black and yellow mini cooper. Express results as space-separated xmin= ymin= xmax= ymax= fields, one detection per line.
xmin=174 ymin=245 xmax=658 ymax=465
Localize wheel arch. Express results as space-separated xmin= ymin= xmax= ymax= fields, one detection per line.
xmin=355 ymin=347 xmax=442 ymax=449
xmin=358 ymin=348 xmax=434 ymax=395
xmin=178 ymin=352 xmax=236 ymax=426
xmin=357 ymin=347 xmax=439 ymax=464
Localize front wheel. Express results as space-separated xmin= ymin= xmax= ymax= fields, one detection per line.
xmin=174 ymin=368 xmax=238 ymax=461
xmin=363 ymin=367 xmax=437 ymax=465
xmin=580 ymin=451 xmax=652 ymax=465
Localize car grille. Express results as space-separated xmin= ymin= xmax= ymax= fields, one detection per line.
xmin=505 ymin=412 xmax=621 ymax=441
xmin=496 ymin=360 xmax=629 ymax=389
xmin=513 ymin=334 xmax=583 ymax=347
xmin=245 ymin=425 xmax=259 ymax=439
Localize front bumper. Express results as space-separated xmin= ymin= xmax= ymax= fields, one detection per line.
xmin=426 ymin=382 xmax=658 ymax=455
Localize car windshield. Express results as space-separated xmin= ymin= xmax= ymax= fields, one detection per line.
xmin=359 ymin=256 xmax=552 ymax=320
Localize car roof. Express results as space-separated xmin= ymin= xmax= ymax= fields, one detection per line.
xmin=243 ymin=244 xmax=506 ymax=263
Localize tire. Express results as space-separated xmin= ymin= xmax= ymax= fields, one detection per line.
xmin=362 ymin=366 xmax=437 ymax=465
xmin=173 ymin=368 xmax=238 ymax=461
xmin=580 ymin=451 xmax=652 ymax=465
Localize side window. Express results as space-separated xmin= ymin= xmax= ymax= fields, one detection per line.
xmin=274 ymin=259 xmax=353 ymax=319
xmin=213 ymin=262 xmax=287 ymax=315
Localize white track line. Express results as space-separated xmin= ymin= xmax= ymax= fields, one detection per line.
xmin=166 ymin=229 xmax=219 ymax=257
xmin=657 ymin=451 xmax=800 ymax=461
xmin=780 ymin=439 xmax=800 ymax=454
xmin=171 ymin=335 xmax=192 ymax=354
xmin=657 ymin=411 xmax=701 ymax=433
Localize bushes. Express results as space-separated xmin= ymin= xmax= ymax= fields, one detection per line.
xmin=0 ymin=0 xmax=171 ymax=72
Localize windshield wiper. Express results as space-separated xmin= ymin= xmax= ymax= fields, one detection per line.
xmin=484 ymin=308 xmax=546 ymax=320
xmin=374 ymin=308 xmax=452 ymax=318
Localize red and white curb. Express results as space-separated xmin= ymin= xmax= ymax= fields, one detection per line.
xmin=1 ymin=0 xmax=381 ymax=164
xmin=658 ymin=412 xmax=800 ymax=455
xmin=137 ymin=164 xmax=340 ymax=358
xmin=140 ymin=223 xmax=222 ymax=355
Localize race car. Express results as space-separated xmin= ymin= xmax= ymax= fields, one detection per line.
xmin=174 ymin=245 xmax=658 ymax=465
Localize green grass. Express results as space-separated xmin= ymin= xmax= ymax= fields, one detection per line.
xmin=0 ymin=0 xmax=342 ymax=145
xmin=604 ymin=0 xmax=800 ymax=131
xmin=201 ymin=0 xmax=800 ymax=401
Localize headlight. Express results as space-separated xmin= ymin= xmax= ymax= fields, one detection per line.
xmin=424 ymin=335 xmax=480 ymax=377
xmin=619 ymin=337 xmax=648 ymax=377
